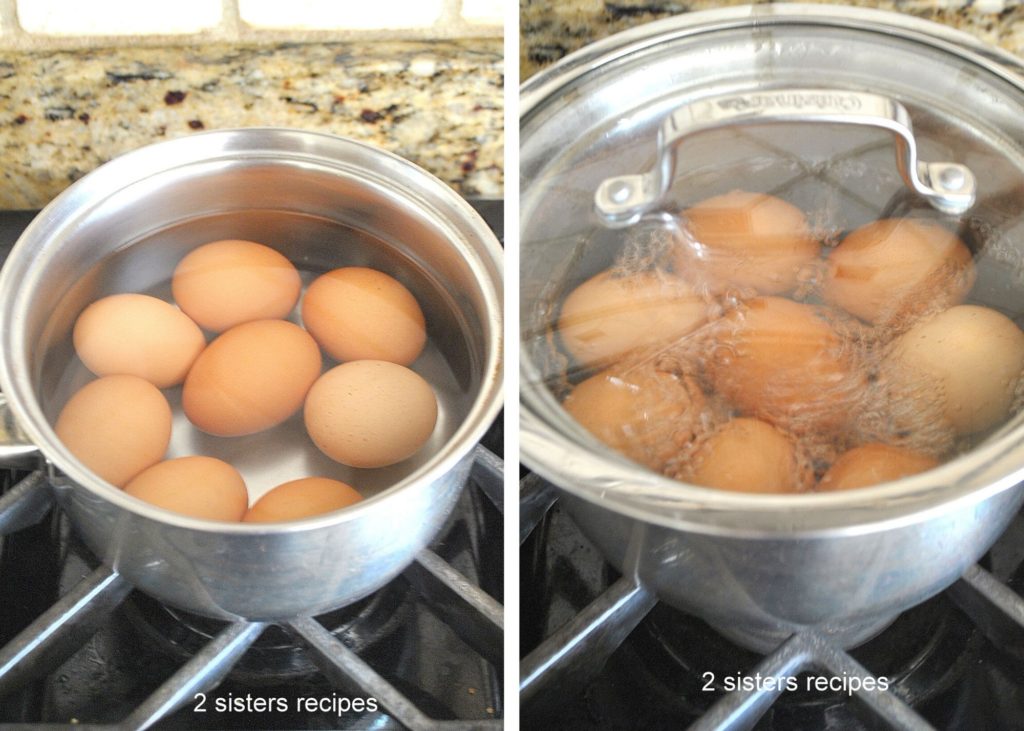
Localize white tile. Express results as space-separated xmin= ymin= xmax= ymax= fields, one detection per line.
xmin=239 ymin=0 xmax=444 ymax=30
xmin=18 ymin=0 xmax=221 ymax=35
xmin=461 ymin=0 xmax=503 ymax=25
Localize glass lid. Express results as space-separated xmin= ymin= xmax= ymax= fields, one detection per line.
xmin=520 ymin=5 xmax=1024 ymax=529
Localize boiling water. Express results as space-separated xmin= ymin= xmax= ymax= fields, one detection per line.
xmin=526 ymin=114 xmax=1024 ymax=488
xmin=37 ymin=210 xmax=478 ymax=502
xmin=547 ymin=205 xmax=1024 ymax=487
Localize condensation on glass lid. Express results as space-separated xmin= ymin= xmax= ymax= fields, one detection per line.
xmin=548 ymin=189 xmax=1024 ymax=495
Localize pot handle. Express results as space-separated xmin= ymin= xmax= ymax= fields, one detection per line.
xmin=594 ymin=88 xmax=976 ymax=226
xmin=0 ymin=391 xmax=41 ymax=468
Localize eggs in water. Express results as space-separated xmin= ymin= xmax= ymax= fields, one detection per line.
xmin=73 ymin=293 xmax=205 ymax=388
xmin=244 ymin=477 xmax=363 ymax=523
xmin=674 ymin=190 xmax=820 ymax=296
xmin=183 ymin=319 xmax=322 ymax=437
xmin=55 ymin=375 xmax=172 ymax=487
xmin=302 ymin=267 xmax=427 ymax=366
xmin=172 ymin=239 xmax=302 ymax=332
xmin=124 ymin=456 xmax=249 ymax=521
xmin=304 ymin=360 xmax=438 ymax=469
xmin=558 ymin=270 xmax=707 ymax=368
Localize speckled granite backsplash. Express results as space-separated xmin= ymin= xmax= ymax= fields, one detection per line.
xmin=0 ymin=40 xmax=503 ymax=209
xmin=521 ymin=0 xmax=1024 ymax=79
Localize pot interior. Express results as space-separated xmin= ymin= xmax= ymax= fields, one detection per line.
xmin=5 ymin=131 xmax=501 ymax=510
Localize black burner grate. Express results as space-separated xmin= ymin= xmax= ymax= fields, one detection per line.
xmin=0 ymin=446 xmax=503 ymax=730
xmin=520 ymin=474 xmax=1024 ymax=731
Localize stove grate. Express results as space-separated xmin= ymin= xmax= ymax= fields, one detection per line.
xmin=519 ymin=473 xmax=1024 ymax=731
xmin=0 ymin=445 xmax=504 ymax=730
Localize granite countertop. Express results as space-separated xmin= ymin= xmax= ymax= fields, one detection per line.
xmin=521 ymin=0 xmax=1024 ymax=80
xmin=0 ymin=40 xmax=503 ymax=209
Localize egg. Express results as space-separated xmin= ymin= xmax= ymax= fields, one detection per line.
xmin=301 ymin=267 xmax=427 ymax=366
xmin=183 ymin=320 xmax=322 ymax=437
xmin=557 ymin=270 xmax=708 ymax=368
xmin=708 ymin=297 xmax=865 ymax=435
xmin=562 ymin=364 xmax=707 ymax=473
xmin=304 ymin=360 xmax=438 ymax=468
xmin=821 ymin=218 xmax=975 ymax=327
xmin=124 ymin=456 xmax=249 ymax=521
xmin=73 ymin=293 xmax=205 ymax=388
xmin=882 ymin=305 xmax=1024 ymax=435
xmin=172 ymin=239 xmax=302 ymax=332
xmin=55 ymin=375 xmax=172 ymax=487
xmin=852 ymin=365 xmax=955 ymax=459
xmin=685 ymin=417 xmax=811 ymax=493
xmin=673 ymin=190 xmax=820 ymax=295
xmin=819 ymin=444 xmax=938 ymax=491
xmin=243 ymin=477 xmax=363 ymax=523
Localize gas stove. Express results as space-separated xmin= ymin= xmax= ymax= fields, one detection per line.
xmin=0 ymin=201 xmax=504 ymax=729
xmin=520 ymin=474 xmax=1024 ymax=730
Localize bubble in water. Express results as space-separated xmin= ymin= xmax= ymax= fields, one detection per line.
xmin=545 ymin=195 xmax=1024 ymax=494
xmin=562 ymin=356 xmax=717 ymax=474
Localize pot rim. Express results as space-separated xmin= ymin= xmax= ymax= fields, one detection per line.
xmin=519 ymin=4 xmax=1024 ymax=537
xmin=0 ymin=127 xmax=504 ymax=535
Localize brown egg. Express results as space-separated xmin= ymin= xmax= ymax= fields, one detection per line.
xmin=686 ymin=418 xmax=811 ymax=493
xmin=55 ymin=375 xmax=172 ymax=487
xmin=183 ymin=320 xmax=322 ymax=437
xmin=563 ymin=364 xmax=707 ymax=473
xmin=172 ymin=239 xmax=302 ymax=332
xmin=124 ymin=456 xmax=249 ymax=521
xmin=819 ymin=444 xmax=938 ymax=491
xmin=883 ymin=305 xmax=1024 ymax=435
xmin=304 ymin=360 xmax=437 ymax=468
xmin=243 ymin=477 xmax=363 ymax=523
xmin=301 ymin=267 xmax=426 ymax=366
xmin=852 ymin=375 xmax=955 ymax=460
xmin=557 ymin=270 xmax=708 ymax=368
xmin=708 ymin=297 xmax=865 ymax=435
xmin=673 ymin=190 xmax=820 ymax=295
xmin=822 ymin=218 xmax=975 ymax=326
xmin=73 ymin=293 xmax=205 ymax=388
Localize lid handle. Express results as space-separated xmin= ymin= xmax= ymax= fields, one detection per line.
xmin=594 ymin=88 xmax=977 ymax=226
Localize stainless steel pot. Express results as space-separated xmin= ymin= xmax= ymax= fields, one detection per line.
xmin=0 ymin=128 xmax=503 ymax=621
xmin=520 ymin=4 xmax=1024 ymax=650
